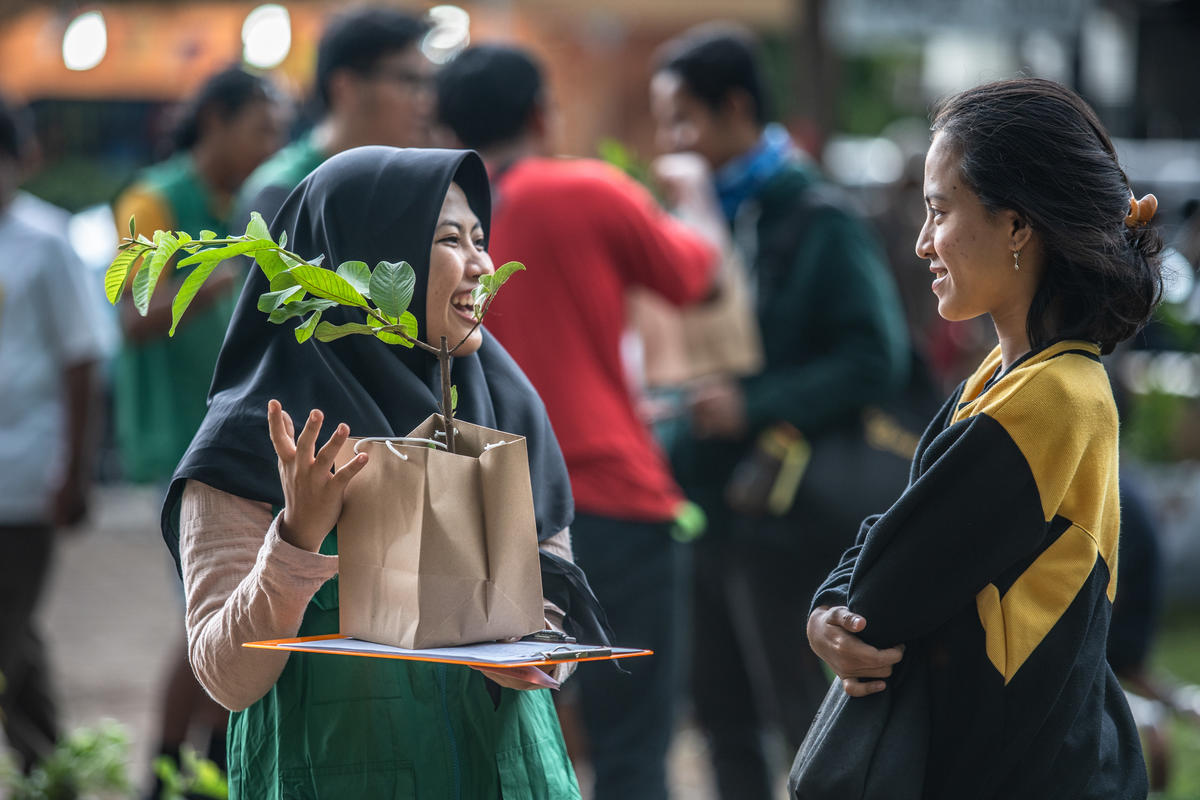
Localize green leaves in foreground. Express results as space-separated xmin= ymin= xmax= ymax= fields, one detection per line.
xmin=472 ymin=261 xmax=525 ymax=320
xmin=106 ymin=214 xmax=524 ymax=350
xmin=369 ymin=260 xmax=415 ymax=319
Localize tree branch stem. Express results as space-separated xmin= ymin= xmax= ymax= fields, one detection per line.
xmin=439 ymin=336 xmax=456 ymax=454
xmin=448 ymin=296 xmax=494 ymax=355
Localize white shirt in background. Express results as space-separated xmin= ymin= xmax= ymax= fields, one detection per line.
xmin=0 ymin=208 xmax=105 ymax=523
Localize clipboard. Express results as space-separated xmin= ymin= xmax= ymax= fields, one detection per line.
xmin=243 ymin=634 xmax=652 ymax=669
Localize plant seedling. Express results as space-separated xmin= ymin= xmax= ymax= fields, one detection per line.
xmin=105 ymin=212 xmax=524 ymax=452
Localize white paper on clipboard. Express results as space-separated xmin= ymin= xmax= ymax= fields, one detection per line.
xmin=243 ymin=634 xmax=650 ymax=668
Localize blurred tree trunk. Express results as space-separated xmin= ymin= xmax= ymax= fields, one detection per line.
xmin=791 ymin=0 xmax=837 ymax=159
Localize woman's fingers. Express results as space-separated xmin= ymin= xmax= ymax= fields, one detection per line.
xmin=266 ymin=400 xmax=296 ymax=461
xmin=333 ymin=452 xmax=369 ymax=487
xmin=829 ymin=606 xmax=866 ymax=633
xmin=878 ymin=645 xmax=905 ymax=666
xmin=473 ymin=666 xmax=560 ymax=691
xmin=842 ymin=678 xmax=887 ymax=698
xmin=295 ymin=409 xmax=324 ymax=459
xmin=831 ymin=632 xmax=903 ymax=675
xmin=809 ymin=605 xmax=905 ymax=684
xmin=315 ymin=422 xmax=350 ymax=470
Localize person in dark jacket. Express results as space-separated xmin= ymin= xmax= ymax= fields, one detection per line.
xmin=649 ymin=24 xmax=910 ymax=798
xmin=806 ymin=77 xmax=1159 ymax=800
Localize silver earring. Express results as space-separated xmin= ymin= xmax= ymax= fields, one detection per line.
xmin=1013 ymin=250 xmax=1020 ymax=271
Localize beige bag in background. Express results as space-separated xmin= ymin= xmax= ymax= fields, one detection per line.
xmin=629 ymin=247 xmax=763 ymax=389
xmin=333 ymin=413 xmax=544 ymax=649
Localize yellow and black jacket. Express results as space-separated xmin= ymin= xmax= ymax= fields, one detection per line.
xmin=813 ymin=339 xmax=1147 ymax=799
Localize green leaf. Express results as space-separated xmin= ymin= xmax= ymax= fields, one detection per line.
xmin=373 ymin=330 xmax=416 ymax=347
xmin=269 ymin=271 xmax=300 ymax=292
xmin=127 ymin=215 xmax=136 ymax=240
xmin=254 ymin=247 xmax=288 ymax=281
xmin=481 ymin=260 xmax=525 ymax=294
xmin=245 ymin=211 xmax=272 ymax=241
xmin=199 ymin=229 xmax=217 ymax=240
xmin=371 ymin=310 xmax=418 ymax=346
xmin=268 ymin=297 xmax=336 ymax=324
xmin=474 ymin=261 xmax=525 ymax=318
xmin=295 ymin=311 xmax=322 ymax=343
xmin=278 ymin=230 xmax=287 ymax=249
xmin=105 ymin=246 xmax=146 ymax=303
xmin=169 ymin=258 xmax=222 ymax=336
xmin=396 ymin=310 xmax=419 ymax=339
xmin=314 ymin=321 xmax=377 ymax=341
xmin=257 ymin=285 xmax=303 ymax=313
xmin=369 ymin=260 xmax=415 ymax=319
xmin=451 ymin=385 xmax=458 ymax=412
xmin=471 ymin=285 xmax=488 ymax=320
xmin=279 ymin=252 xmax=325 ymax=272
xmin=131 ymin=256 xmax=154 ymax=314
xmin=134 ymin=231 xmax=183 ymax=314
xmin=288 ymin=265 xmax=369 ymax=308
xmin=335 ymin=261 xmax=372 ymax=298
xmin=176 ymin=239 xmax=275 ymax=269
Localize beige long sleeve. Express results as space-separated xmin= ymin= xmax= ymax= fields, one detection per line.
xmin=180 ymin=480 xmax=338 ymax=711
xmin=180 ymin=480 xmax=579 ymax=709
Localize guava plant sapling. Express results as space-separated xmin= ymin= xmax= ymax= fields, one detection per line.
xmin=105 ymin=212 xmax=524 ymax=453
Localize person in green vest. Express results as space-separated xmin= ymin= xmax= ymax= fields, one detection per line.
xmin=233 ymin=7 xmax=433 ymax=232
xmin=111 ymin=64 xmax=286 ymax=792
xmin=166 ymin=147 xmax=596 ymax=799
xmin=114 ymin=66 xmax=286 ymax=480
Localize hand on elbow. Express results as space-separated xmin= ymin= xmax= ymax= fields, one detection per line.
xmin=807 ymin=605 xmax=905 ymax=698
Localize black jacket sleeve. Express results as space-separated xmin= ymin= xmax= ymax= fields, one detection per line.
xmin=820 ymin=411 xmax=1048 ymax=650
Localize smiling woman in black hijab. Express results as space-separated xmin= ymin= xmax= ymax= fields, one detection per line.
xmin=169 ymin=146 xmax=593 ymax=799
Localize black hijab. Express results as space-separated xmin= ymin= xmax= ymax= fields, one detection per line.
xmin=164 ymin=146 xmax=610 ymax=644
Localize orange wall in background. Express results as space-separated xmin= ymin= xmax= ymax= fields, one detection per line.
xmin=0 ymin=3 xmax=337 ymax=101
xmin=0 ymin=1 xmax=792 ymax=158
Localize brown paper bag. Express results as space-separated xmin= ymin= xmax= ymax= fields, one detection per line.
xmin=629 ymin=247 xmax=763 ymax=388
xmin=332 ymin=413 xmax=544 ymax=649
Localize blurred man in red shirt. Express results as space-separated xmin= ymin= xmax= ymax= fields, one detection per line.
xmin=437 ymin=44 xmax=719 ymax=800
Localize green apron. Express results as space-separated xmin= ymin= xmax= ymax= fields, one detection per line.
xmin=228 ymin=532 xmax=581 ymax=800
xmin=114 ymin=153 xmax=239 ymax=483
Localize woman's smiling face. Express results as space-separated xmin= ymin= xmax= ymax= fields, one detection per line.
xmin=916 ymin=132 xmax=1029 ymax=324
xmin=426 ymin=181 xmax=493 ymax=356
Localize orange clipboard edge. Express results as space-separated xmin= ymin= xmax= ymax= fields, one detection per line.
xmin=243 ymin=634 xmax=653 ymax=669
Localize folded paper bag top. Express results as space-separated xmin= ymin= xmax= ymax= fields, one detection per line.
xmin=333 ymin=413 xmax=545 ymax=649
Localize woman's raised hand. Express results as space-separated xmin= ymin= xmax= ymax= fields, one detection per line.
xmin=267 ymin=399 xmax=369 ymax=552
xmin=807 ymin=606 xmax=905 ymax=698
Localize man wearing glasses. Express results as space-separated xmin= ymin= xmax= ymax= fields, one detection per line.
xmin=234 ymin=7 xmax=433 ymax=229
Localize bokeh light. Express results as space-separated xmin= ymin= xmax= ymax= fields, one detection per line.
xmin=62 ymin=11 xmax=107 ymax=72
xmin=422 ymin=5 xmax=470 ymax=65
xmin=242 ymin=4 xmax=292 ymax=70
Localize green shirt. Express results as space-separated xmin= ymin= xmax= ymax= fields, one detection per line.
xmin=113 ymin=153 xmax=238 ymax=483
xmin=233 ymin=131 xmax=326 ymax=232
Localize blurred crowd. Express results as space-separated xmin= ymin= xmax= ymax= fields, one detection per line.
xmin=2 ymin=4 xmax=1199 ymax=799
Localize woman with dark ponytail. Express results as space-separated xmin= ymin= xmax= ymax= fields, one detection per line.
xmin=799 ymin=78 xmax=1160 ymax=799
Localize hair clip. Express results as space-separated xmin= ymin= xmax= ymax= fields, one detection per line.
xmin=1125 ymin=193 xmax=1158 ymax=228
